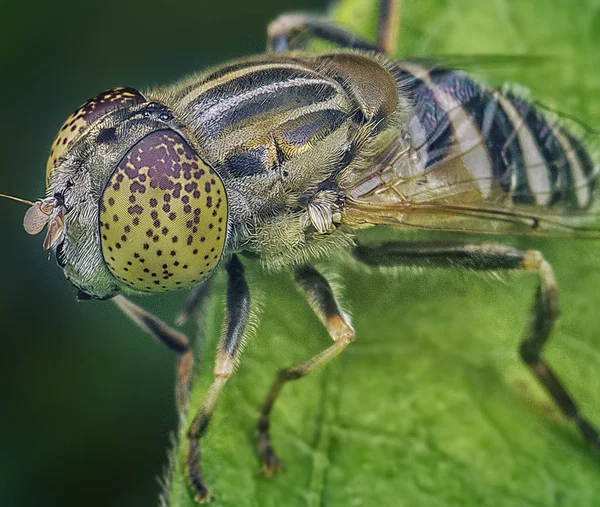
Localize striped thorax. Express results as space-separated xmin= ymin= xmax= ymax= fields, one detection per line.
xmin=147 ymin=52 xmax=406 ymax=268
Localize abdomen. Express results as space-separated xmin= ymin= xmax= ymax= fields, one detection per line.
xmin=396 ymin=62 xmax=598 ymax=210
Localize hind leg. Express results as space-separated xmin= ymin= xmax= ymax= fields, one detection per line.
xmin=353 ymin=240 xmax=600 ymax=450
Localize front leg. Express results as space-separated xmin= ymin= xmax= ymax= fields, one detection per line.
xmin=113 ymin=295 xmax=194 ymax=412
xmin=185 ymin=254 xmax=250 ymax=503
xmin=176 ymin=277 xmax=214 ymax=326
xmin=257 ymin=265 xmax=354 ymax=475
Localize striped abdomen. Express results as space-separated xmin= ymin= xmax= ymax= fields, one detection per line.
xmin=395 ymin=63 xmax=597 ymax=211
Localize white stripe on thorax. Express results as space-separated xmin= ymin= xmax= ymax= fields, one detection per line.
xmin=195 ymin=76 xmax=336 ymax=124
xmin=212 ymin=97 xmax=349 ymax=156
xmin=178 ymin=62 xmax=323 ymax=107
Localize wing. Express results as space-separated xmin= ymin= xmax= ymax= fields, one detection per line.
xmin=341 ymin=62 xmax=600 ymax=239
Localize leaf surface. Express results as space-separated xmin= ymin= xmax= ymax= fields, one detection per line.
xmin=168 ymin=1 xmax=600 ymax=506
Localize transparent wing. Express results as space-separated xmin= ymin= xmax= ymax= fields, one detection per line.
xmin=342 ymin=66 xmax=600 ymax=239
xmin=343 ymin=200 xmax=600 ymax=240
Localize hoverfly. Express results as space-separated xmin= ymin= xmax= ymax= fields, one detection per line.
xmin=1 ymin=0 xmax=599 ymax=504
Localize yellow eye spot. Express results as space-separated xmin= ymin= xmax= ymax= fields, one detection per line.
xmin=99 ymin=130 xmax=228 ymax=292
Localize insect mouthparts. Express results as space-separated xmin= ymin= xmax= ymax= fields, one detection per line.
xmin=22 ymin=197 xmax=58 ymax=237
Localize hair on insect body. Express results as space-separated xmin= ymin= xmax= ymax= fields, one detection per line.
xmin=2 ymin=0 xmax=600 ymax=503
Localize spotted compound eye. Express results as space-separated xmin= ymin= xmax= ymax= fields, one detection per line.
xmin=46 ymin=87 xmax=145 ymax=183
xmin=99 ymin=130 xmax=228 ymax=292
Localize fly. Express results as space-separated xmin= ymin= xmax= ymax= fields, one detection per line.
xmin=1 ymin=0 xmax=599 ymax=503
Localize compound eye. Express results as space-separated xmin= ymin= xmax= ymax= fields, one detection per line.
xmin=99 ymin=130 xmax=228 ymax=292
xmin=46 ymin=87 xmax=145 ymax=183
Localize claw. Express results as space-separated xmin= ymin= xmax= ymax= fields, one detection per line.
xmin=260 ymin=447 xmax=284 ymax=478
xmin=194 ymin=491 xmax=212 ymax=504
xmin=187 ymin=464 xmax=212 ymax=504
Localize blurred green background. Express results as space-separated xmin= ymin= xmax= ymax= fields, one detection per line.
xmin=2 ymin=1 xmax=600 ymax=507
xmin=0 ymin=1 xmax=328 ymax=506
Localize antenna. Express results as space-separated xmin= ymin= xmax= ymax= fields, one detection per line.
xmin=0 ymin=193 xmax=34 ymax=206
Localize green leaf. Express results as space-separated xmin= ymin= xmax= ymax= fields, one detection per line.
xmin=167 ymin=1 xmax=600 ymax=506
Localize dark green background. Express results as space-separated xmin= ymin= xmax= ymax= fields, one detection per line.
xmin=0 ymin=1 xmax=327 ymax=506
xmin=2 ymin=1 xmax=600 ymax=507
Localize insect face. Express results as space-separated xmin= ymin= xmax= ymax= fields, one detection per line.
xmin=42 ymin=89 xmax=229 ymax=299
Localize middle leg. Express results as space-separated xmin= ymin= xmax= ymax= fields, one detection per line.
xmin=257 ymin=265 xmax=354 ymax=475
xmin=113 ymin=295 xmax=194 ymax=412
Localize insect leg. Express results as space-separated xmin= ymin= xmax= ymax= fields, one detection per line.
xmin=176 ymin=278 xmax=214 ymax=326
xmin=185 ymin=255 xmax=250 ymax=503
xmin=353 ymin=241 xmax=600 ymax=450
xmin=377 ymin=0 xmax=400 ymax=55
xmin=267 ymin=14 xmax=377 ymax=52
xmin=113 ymin=295 xmax=193 ymax=412
xmin=257 ymin=265 xmax=354 ymax=476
